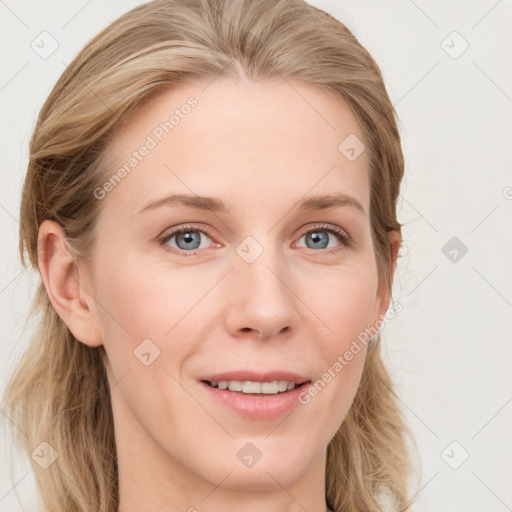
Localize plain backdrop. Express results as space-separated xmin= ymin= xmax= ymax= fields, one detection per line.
xmin=1 ymin=1 xmax=511 ymax=511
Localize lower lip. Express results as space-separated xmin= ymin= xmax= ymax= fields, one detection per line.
xmin=199 ymin=381 xmax=310 ymax=420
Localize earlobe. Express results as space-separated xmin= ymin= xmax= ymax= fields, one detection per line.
xmin=37 ymin=219 xmax=103 ymax=347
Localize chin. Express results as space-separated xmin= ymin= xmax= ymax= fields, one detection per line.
xmin=208 ymin=438 xmax=321 ymax=491
xmin=217 ymin=462 xmax=310 ymax=492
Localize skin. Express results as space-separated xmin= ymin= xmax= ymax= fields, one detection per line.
xmin=38 ymin=76 xmax=400 ymax=512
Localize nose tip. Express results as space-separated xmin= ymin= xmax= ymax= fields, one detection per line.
xmin=224 ymin=258 xmax=299 ymax=341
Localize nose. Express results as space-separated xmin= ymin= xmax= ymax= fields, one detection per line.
xmin=223 ymin=245 xmax=299 ymax=341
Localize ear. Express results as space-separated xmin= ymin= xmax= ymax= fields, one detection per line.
xmin=372 ymin=229 xmax=402 ymax=323
xmin=37 ymin=219 xmax=103 ymax=347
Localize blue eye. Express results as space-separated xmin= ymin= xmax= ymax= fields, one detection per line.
xmin=295 ymin=224 xmax=351 ymax=251
xmin=158 ymin=223 xmax=352 ymax=256
xmin=159 ymin=225 xmax=213 ymax=255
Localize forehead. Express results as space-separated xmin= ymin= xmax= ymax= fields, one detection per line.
xmin=101 ymin=76 xmax=370 ymax=219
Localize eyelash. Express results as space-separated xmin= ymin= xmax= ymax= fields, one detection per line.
xmin=158 ymin=223 xmax=353 ymax=256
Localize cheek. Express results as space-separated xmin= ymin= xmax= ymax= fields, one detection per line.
xmin=92 ymin=250 xmax=204 ymax=342
xmin=92 ymin=256 xmax=199 ymax=420
xmin=90 ymin=248 xmax=222 ymax=408
xmin=301 ymin=267 xmax=377 ymax=414
xmin=310 ymin=266 xmax=379 ymax=346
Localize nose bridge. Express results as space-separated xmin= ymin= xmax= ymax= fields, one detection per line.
xmin=225 ymin=234 xmax=298 ymax=338
xmin=239 ymin=236 xmax=293 ymax=305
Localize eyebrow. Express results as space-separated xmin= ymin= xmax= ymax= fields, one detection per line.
xmin=138 ymin=192 xmax=366 ymax=216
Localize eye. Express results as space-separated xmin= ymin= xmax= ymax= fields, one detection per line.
xmin=158 ymin=222 xmax=352 ymax=257
xmin=159 ymin=224 xmax=216 ymax=256
xmin=294 ymin=224 xmax=352 ymax=252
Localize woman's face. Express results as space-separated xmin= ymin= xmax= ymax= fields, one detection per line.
xmin=82 ymin=76 xmax=393 ymax=504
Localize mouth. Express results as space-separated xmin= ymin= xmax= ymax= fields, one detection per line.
xmin=201 ymin=379 xmax=310 ymax=395
xmin=197 ymin=372 xmax=313 ymax=420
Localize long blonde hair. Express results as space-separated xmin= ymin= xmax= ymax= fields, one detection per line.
xmin=2 ymin=0 xmax=416 ymax=510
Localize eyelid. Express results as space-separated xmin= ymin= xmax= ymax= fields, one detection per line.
xmin=158 ymin=222 xmax=353 ymax=255
xmin=158 ymin=223 xmax=216 ymax=256
xmin=294 ymin=222 xmax=353 ymax=249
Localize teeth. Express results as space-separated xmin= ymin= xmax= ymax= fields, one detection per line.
xmin=243 ymin=381 xmax=262 ymax=393
xmin=208 ymin=380 xmax=299 ymax=394
xmin=277 ymin=380 xmax=288 ymax=392
xmin=228 ymin=381 xmax=243 ymax=392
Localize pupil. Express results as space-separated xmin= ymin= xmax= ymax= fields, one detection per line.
xmin=178 ymin=231 xmax=200 ymax=249
xmin=308 ymin=231 xmax=328 ymax=249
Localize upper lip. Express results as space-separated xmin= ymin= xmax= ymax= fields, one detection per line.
xmin=199 ymin=371 xmax=311 ymax=384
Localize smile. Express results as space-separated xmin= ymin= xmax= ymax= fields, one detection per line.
xmin=205 ymin=379 xmax=302 ymax=394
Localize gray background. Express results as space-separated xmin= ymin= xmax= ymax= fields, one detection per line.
xmin=1 ymin=0 xmax=511 ymax=510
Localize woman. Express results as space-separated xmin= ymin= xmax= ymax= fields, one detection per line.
xmin=2 ymin=0 xmax=416 ymax=510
